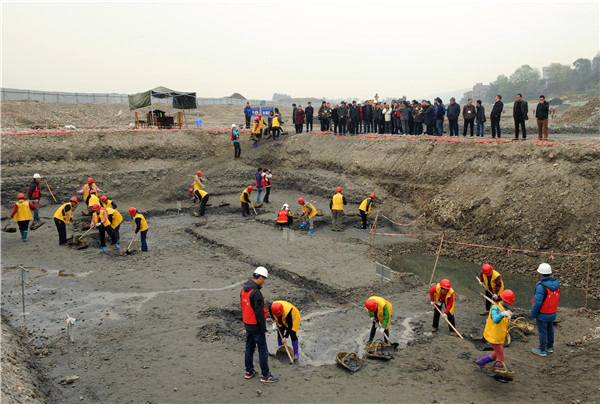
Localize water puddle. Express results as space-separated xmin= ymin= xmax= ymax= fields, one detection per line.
xmin=390 ymin=254 xmax=599 ymax=310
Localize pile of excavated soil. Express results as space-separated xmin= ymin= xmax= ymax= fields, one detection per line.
xmin=556 ymin=97 xmax=600 ymax=125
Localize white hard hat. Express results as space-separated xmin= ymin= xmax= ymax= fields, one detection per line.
xmin=254 ymin=266 xmax=268 ymax=278
xmin=282 ymin=204 xmax=289 ymax=210
xmin=232 ymin=123 xmax=237 ymax=128
xmin=33 ymin=173 xmax=41 ymax=179
xmin=537 ymin=263 xmax=552 ymax=275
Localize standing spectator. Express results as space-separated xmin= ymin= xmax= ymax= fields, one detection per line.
xmin=392 ymin=100 xmax=401 ymax=134
xmin=255 ymin=168 xmax=264 ymax=203
xmin=318 ymin=101 xmax=329 ymax=132
xmin=446 ymin=98 xmax=460 ymax=136
xmin=363 ymin=100 xmax=373 ymax=134
xmin=383 ymin=103 xmax=392 ymax=133
xmin=350 ymin=101 xmax=361 ymax=135
xmin=434 ymin=98 xmax=445 ymax=136
xmin=231 ymin=124 xmax=241 ymax=160
xmin=357 ymin=102 xmax=364 ymax=133
xmin=476 ymin=100 xmax=486 ymax=137
xmin=423 ymin=100 xmax=435 ymax=135
xmin=407 ymin=101 xmax=415 ymax=134
xmin=399 ymin=101 xmax=410 ymax=135
xmin=412 ymin=102 xmax=424 ymax=135
xmin=490 ymin=95 xmax=504 ymax=138
xmin=292 ymin=103 xmax=297 ymax=128
xmin=372 ymin=103 xmax=380 ymax=134
xmin=244 ymin=102 xmax=252 ymax=129
xmin=261 ymin=169 xmax=272 ymax=203
xmin=267 ymin=110 xmax=274 ymax=138
xmin=536 ymin=95 xmax=550 ymax=140
xmin=305 ymin=102 xmax=314 ymax=132
xmin=325 ymin=102 xmax=332 ymax=131
xmin=513 ymin=93 xmax=528 ymax=140
xmin=338 ymin=102 xmax=348 ymax=135
xmin=462 ymin=98 xmax=476 ymax=136
xmin=530 ymin=263 xmax=560 ymax=357
xmin=27 ymin=173 xmax=43 ymax=224
xmin=331 ymin=104 xmax=339 ymax=134
xmin=295 ymin=105 xmax=305 ymax=133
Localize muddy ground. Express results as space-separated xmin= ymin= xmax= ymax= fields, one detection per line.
xmin=1 ymin=117 xmax=600 ymax=403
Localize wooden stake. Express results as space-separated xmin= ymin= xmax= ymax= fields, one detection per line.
xmin=369 ymin=211 xmax=379 ymax=247
xmin=428 ymin=233 xmax=445 ymax=286
xmin=433 ymin=304 xmax=464 ymax=339
xmin=44 ymin=180 xmax=58 ymax=203
xmin=585 ymin=245 xmax=592 ymax=309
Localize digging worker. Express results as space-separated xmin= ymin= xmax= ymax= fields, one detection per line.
xmin=90 ymin=204 xmax=118 ymax=252
xmin=241 ymin=266 xmax=279 ymax=383
xmin=476 ymin=290 xmax=515 ymax=374
xmin=129 ymin=207 xmax=149 ymax=252
xmin=270 ymin=301 xmax=301 ymax=361
xmin=240 ymin=186 xmax=253 ymax=217
xmin=190 ymin=171 xmax=209 ymax=217
xmin=8 ymin=193 xmax=38 ymax=242
xmin=429 ymin=279 xmax=456 ymax=333
xmin=251 ymin=115 xmax=265 ymax=147
xmin=100 ymin=195 xmax=118 ymax=209
xmin=330 ymin=187 xmax=347 ymax=232
xmin=87 ymin=189 xmax=101 ymax=213
xmin=78 ymin=177 xmax=102 ymax=205
xmin=365 ymin=296 xmax=392 ymax=344
xmin=478 ymin=264 xmax=505 ymax=315
xmin=105 ymin=205 xmax=123 ymax=246
xmin=530 ymin=263 xmax=560 ymax=357
xmin=276 ymin=203 xmax=293 ymax=227
xmin=53 ymin=197 xmax=79 ymax=245
xmin=297 ymin=197 xmax=317 ymax=234
xmin=359 ymin=193 xmax=376 ymax=231
xmin=27 ymin=173 xmax=43 ymax=225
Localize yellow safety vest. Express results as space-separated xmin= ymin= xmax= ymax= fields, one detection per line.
xmin=272 ymin=116 xmax=280 ymax=128
xmin=368 ymin=296 xmax=393 ymax=328
xmin=331 ymin=193 xmax=344 ymax=211
xmin=359 ymin=198 xmax=373 ymax=214
xmin=134 ymin=213 xmax=149 ymax=232
xmin=13 ymin=201 xmax=33 ymax=222
xmin=433 ymin=284 xmax=455 ymax=315
xmin=92 ymin=208 xmax=111 ymax=227
xmin=483 ymin=303 xmax=509 ymax=344
xmin=53 ymin=202 xmax=75 ymax=223
xmin=83 ymin=183 xmax=98 ymax=201
xmin=273 ymin=300 xmax=301 ymax=332
xmin=482 ymin=270 xmax=505 ymax=295
xmin=101 ymin=198 xmax=114 ymax=209
xmin=302 ymin=202 xmax=317 ymax=219
xmin=106 ymin=207 xmax=123 ymax=229
xmin=240 ymin=189 xmax=251 ymax=203
xmin=88 ymin=194 xmax=100 ymax=208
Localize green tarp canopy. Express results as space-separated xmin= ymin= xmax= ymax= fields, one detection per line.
xmin=128 ymin=86 xmax=197 ymax=110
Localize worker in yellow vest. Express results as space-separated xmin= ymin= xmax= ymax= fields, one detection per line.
xmin=478 ymin=264 xmax=505 ymax=315
xmin=365 ymin=296 xmax=393 ymax=343
xmin=8 ymin=193 xmax=38 ymax=242
xmin=476 ymin=290 xmax=515 ymax=377
xmin=105 ymin=206 xmax=123 ymax=246
xmin=87 ymin=189 xmax=101 ymax=213
xmin=53 ymin=197 xmax=79 ymax=245
xmin=429 ymin=279 xmax=456 ymax=333
xmin=129 ymin=207 xmax=149 ymax=252
xmin=251 ymin=115 xmax=265 ymax=146
xmin=100 ymin=195 xmax=118 ymax=209
xmin=240 ymin=186 xmax=253 ymax=217
xmin=90 ymin=203 xmax=117 ymax=252
xmin=298 ymin=197 xmax=317 ymax=234
xmin=190 ymin=171 xmax=210 ymax=217
xmin=359 ymin=193 xmax=376 ymax=230
xmin=270 ymin=301 xmax=301 ymax=361
xmin=330 ymin=187 xmax=347 ymax=231
xmin=78 ymin=177 xmax=102 ymax=204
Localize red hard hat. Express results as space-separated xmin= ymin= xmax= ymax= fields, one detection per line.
xmin=87 ymin=177 xmax=94 ymax=183
xmin=440 ymin=279 xmax=451 ymax=289
xmin=336 ymin=187 xmax=342 ymax=192
xmin=365 ymin=298 xmax=377 ymax=313
xmin=298 ymin=198 xmax=304 ymax=204
xmin=17 ymin=193 xmax=25 ymax=199
xmin=370 ymin=193 xmax=376 ymax=199
xmin=196 ymin=171 xmax=202 ymax=176
xmin=247 ymin=186 xmax=253 ymax=192
xmin=70 ymin=197 xmax=78 ymax=204
xmin=92 ymin=203 xmax=100 ymax=211
xmin=100 ymin=195 xmax=108 ymax=202
xmin=128 ymin=207 xmax=137 ymax=215
xmin=271 ymin=302 xmax=283 ymax=316
xmin=188 ymin=188 xmax=193 ymax=194
xmin=500 ymin=290 xmax=515 ymax=305
xmin=89 ymin=189 xmax=96 ymax=194
xmin=482 ymin=264 xmax=493 ymax=276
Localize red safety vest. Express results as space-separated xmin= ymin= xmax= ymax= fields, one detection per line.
xmin=240 ymin=288 xmax=267 ymax=325
xmin=30 ymin=182 xmax=41 ymax=198
xmin=277 ymin=209 xmax=290 ymax=223
xmin=532 ymin=286 xmax=560 ymax=314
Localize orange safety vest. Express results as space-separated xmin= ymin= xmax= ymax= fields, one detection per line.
xmin=277 ymin=209 xmax=290 ymax=223
xmin=241 ymin=289 xmax=267 ymax=325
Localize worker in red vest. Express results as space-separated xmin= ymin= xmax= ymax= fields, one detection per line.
xmin=27 ymin=173 xmax=43 ymax=224
xmin=531 ymin=263 xmax=560 ymax=356
xmin=240 ymin=267 xmax=278 ymax=383
xmin=429 ymin=279 xmax=456 ymax=333
xmin=276 ymin=204 xmax=293 ymax=228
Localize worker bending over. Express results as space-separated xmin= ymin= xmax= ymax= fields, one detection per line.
xmin=359 ymin=193 xmax=376 ymax=230
xmin=240 ymin=186 xmax=253 ymax=217
xmin=365 ymin=296 xmax=392 ymax=343
xmin=270 ymin=301 xmax=301 ymax=361
xmin=90 ymin=204 xmax=118 ymax=252
xmin=53 ymin=197 xmax=79 ymax=245
xmin=429 ymin=279 xmax=456 ymax=333
xmin=276 ymin=204 xmax=293 ymax=228
xmin=478 ymin=264 xmax=504 ymax=315
xmin=298 ymin=198 xmax=317 ymax=234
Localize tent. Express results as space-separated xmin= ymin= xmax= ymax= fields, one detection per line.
xmin=128 ymin=86 xmax=199 ymax=126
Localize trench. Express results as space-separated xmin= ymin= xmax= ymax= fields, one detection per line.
xmin=391 ymin=254 xmax=600 ymax=310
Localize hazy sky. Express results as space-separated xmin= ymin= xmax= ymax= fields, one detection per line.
xmin=2 ymin=0 xmax=599 ymax=100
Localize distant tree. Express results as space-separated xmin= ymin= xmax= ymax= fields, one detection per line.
xmin=545 ymin=63 xmax=574 ymax=94
xmin=573 ymin=58 xmax=592 ymax=92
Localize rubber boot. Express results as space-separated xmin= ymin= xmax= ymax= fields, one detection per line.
xmin=277 ymin=337 xmax=282 ymax=347
xmin=22 ymin=231 xmax=28 ymax=242
xmin=308 ymin=228 xmax=314 ymax=234
xmin=292 ymin=341 xmax=299 ymax=361
xmin=19 ymin=230 xmax=24 ymax=239
xmin=476 ymin=354 xmax=493 ymax=368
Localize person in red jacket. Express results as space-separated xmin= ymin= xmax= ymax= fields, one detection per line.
xmin=276 ymin=203 xmax=293 ymax=228
xmin=261 ymin=169 xmax=272 ymax=203
xmin=27 ymin=173 xmax=43 ymax=224
xmin=295 ymin=106 xmax=305 ymax=134
xmin=429 ymin=279 xmax=456 ymax=333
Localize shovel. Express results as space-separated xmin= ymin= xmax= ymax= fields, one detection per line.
xmin=275 ymin=325 xmax=294 ymax=364
xmin=250 ymin=203 xmax=258 ymax=216
xmin=125 ymin=233 xmax=136 ymax=254
xmin=78 ymin=227 xmax=94 ymax=241
xmin=433 ymin=304 xmax=464 ymax=339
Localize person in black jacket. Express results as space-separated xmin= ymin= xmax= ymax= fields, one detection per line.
xmin=363 ymin=101 xmax=373 ymax=134
xmin=305 ymin=102 xmax=314 ymax=132
xmin=331 ymin=104 xmax=339 ymax=134
xmin=476 ymin=100 xmax=486 ymax=137
xmin=446 ymin=98 xmax=461 ymax=136
xmin=350 ymin=101 xmax=360 ymax=135
xmin=338 ymin=102 xmax=348 ymax=135
xmin=318 ymin=101 xmax=329 ymax=132
xmin=490 ymin=95 xmax=504 ymax=139
xmin=27 ymin=173 xmax=43 ymax=224
xmin=513 ymin=93 xmax=528 ymax=140
xmin=535 ymin=95 xmax=550 ymax=140
xmin=422 ymin=100 xmax=436 ymax=135
xmin=241 ymin=267 xmax=278 ymax=383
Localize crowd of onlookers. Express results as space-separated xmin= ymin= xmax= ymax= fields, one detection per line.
xmin=244 ymin=94 xmax=555 ymax=141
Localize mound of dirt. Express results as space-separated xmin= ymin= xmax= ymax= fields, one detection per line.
xmin=556 ymin=97 xmax=600 ymax=124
